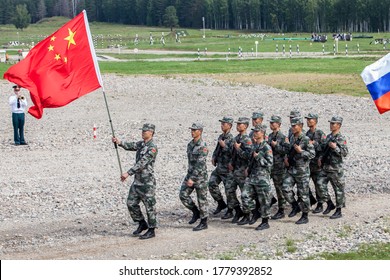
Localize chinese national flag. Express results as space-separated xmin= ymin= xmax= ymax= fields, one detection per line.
xmin=3 ymin=10 xmax=103 ymax=119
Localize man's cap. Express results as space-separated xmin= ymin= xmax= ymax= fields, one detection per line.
xmin=290 ymin=117 xmax=304 ymax=126
xmin=235 ymin=117 xmax=250 ymax=124
xmin=328 ymin=115 xmax=343 ymax=124
xmin=304 ymin=113 xmax=319 ymax=120
xmin=289 ymin=109 xmax=301 ymax=118
xmin=140 ymin=123 xmax=155 ymax=132
xmin=219 ymin=116 xmax=234 ymax=124
xmin=268 ymin=115 xmax=282 ymax=123
xmin=252 ymin=124 xmax=267 ymax=133
xmin=251 ymin=111 xmax=264 ymax=119
xmin=12 ymin=85 xmax=21 ymax=89
xmin=189 ymin=122 xmax=204 ymax=130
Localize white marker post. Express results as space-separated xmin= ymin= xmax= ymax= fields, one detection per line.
xmin=255 ymin=41 xmax=258 ymax=57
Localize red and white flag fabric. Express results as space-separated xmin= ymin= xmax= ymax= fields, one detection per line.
xmin=3 ymin=10 xmax=103 ymax=119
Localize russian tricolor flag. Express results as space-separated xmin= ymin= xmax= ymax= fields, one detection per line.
xmin=361 ymin=53 xmax=390 ymax=114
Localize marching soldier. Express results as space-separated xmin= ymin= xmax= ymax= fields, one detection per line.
xmin=282 ymin=117 xmax=315 ymax=224
xmin=223 ymin=117 xmax=252 ymax=223
xmin=112 ymin=123 xmax=158 ymax=239
xmin=317 ymin=116 xmax=348 ymax=219
xmin=179 ymin=122 xmax=209 ymax=231
xmin=240 ymin=124 xmax=273 ymax=230
xmin=208 ymin=117 xmax=234 ymax=214
xmin=249 ymin=111 xmax=264 ymax=140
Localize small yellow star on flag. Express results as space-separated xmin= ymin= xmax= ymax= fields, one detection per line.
xmin=63 ymin=57 xmax=68 ymax=63
xmin=50 ymin=36 xmax=56 ymax=41
xmin=54 ymin=54 xmax=61 ymax=61
xmin=64 ymin=28 xmax=76 ymax=49
xmin=48 ymin=45 xmax=54 ymax=51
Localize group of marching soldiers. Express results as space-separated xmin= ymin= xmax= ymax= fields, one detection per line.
xmin=112 ymin=109 xmax=348 ymax=239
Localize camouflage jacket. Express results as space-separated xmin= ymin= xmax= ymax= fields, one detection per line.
xmin=283 ymin=132 xmax=315 ymax=173
xmin=247 ymin=140 xmax=273 ymax=184
xmin=306 ymin=128 xmax=327 ymax=170
xmin=319 ymin=132 xmax=348 ymax=172
xmin=186 ymin=138 xmax=208 ymax=182
xmin=120 ymin=139 xmax=158 ymax=185
xmin=288 ymin=127 xmax=306 ymax=139
xmin=229 ymin=133 xmax=253 ymax=176
xmin=212 ymin=131 xmax=234 ymax=174
xmin=267 ymin=130 xmax=287 ymax=173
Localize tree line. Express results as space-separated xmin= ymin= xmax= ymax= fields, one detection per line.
xmin=1 ymin=0 xmax=390 ymax=33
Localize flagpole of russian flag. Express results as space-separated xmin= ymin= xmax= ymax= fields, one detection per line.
xmin=361 ymin=53 xmax=390 ymax=114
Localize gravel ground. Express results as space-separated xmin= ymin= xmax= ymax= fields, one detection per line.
xmin=0 ymin=74 xmax=389 ymax=260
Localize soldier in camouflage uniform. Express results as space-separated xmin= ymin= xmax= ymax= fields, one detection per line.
xmin=208 ymin=117 xmax=234 ymax=215
xmin=317 ymin=115 xmax=348 ymax=219
xmin=282 ymin=117 xmax=315 ymax=224
xmin=112 ymin=123 xmax=158 ymax=240
xmin=305 ymin=113 xmax=327 ymax=213
xmin=179 ymin=122 xmax=209 ymax=231
xmin=239 ymin=124 xmax=274 ymax=230
xmin=222 ymin=117 xmax=252 ymax=222
xmin=268 ymin=115 xmax=288 ymax=220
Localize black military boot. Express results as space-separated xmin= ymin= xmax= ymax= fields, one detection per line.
xmin=295 ymin=212 xmax=309 ymax=224
xmin=309 ymin=190 xmax=317 ymax=206
xmin=237 ymin=213 xmax=251 ymax=225
xmin=271 ymin=208 xmax=285 ymax=220
xmin=132 ymin=219 xmax=148 ymax=235
xmin=139 ymin=228 xmax=155 ymax=239
xmin=221 ymin=208 xmax=233 ymax=219
xmin=249 ymin=209 xmax=261 ymax=225
xmin=312 ymin=203 xmax=323 ymax=214
xmin=188 ymin=207 xmax=200 ymax=224
xmin=213 ymin=200 xmax=227 ymax=215
xmin=232 ymin=206 xmax=244 ymax=223
xmin=193 ymin=218 xmax=208 ymax=231
xmin=323 ymin=199 xmax=336 ymax=215
xmin=288 ymin=201 xmax=301 ymax=217
xmin=255 ymin=218 xmax=270 ymax=230
xmin=330 ymin=208 xmax=342 ymax=219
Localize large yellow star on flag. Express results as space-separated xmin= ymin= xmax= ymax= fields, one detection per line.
xmin=64 ymin=28 xmax=76 ymax=50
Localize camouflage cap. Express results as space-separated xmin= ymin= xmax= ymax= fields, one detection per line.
xmin=304 ymin=113 xmax=319 ymax=120
xmin=290 ymin=117 xmax=304 ymax=126
xmin=189 ymin=122 xmax=204 ymax=130
xmin=289 ymin=109 xmax=301 ymax=118
xmin=251 ymin=111 xmax=264 ymax=119
xmin=252 ymin=124 xmax=267 ymax=133
xmin=140 ymin=123 xmax=155 ymax=132
xmin=268 ymin=115 xmax=282 ymax=123
xmin=219 ymin=116 xmax=234 ymax=124
xmin=235 ymin=117 xmax=250 ymax=125
xmin=328 ymin=115 xmax=343 ymax=124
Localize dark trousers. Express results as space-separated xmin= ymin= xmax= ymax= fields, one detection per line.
xmin=12 ymin=113 xmax=25 ymax=144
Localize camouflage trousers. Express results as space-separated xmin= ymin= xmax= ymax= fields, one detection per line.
xmin=179 ymin=179 xmax=209 ymax=219
xmin=208 ymin=169 xmax=229 ymax=202
xmin=317 ymin=169 xmax=346 ymax=208
xmin=282 ymin=169 xmax=311 ymax=213
xmin=241 ymin=177 xmax=272 ymax=218
xmin=271 ymin=170 xmax=286 ymax=210
xmin=309 ymin=168 xmax=324 ymax=203
xmin=224 ymin=174 xmax=246 ymax=209
xmin=127 ymin=183 xmax=157 ymax=228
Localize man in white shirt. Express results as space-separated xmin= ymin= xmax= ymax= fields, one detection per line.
xmin=9 ymin=85 xmax=28 ymax=145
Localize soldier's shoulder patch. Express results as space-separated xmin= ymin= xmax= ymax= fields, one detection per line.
xmin=343 ymin=140 xmax=347 ymax=145
xmin=247 ymin=140 xmax=252 ymax=145
xmin=203 ymin=147 xmax=208 ymax=153
xmin=268 ymin=149 xmax=273 ymax=154
xmin=151 ymin=148 xmax=157 ymax=153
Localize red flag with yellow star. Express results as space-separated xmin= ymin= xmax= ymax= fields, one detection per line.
xmin=3 ymin=10 xmax=103 ymax=119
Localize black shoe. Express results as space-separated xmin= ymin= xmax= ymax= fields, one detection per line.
xmin=221 ymin=208 xmax=233 ymax=219
xmin=288 ymin=201 xmax=301 ymax=218
xmin=132 ymin=220 xmax=148 ymax=235
xmin=193 ymin=218 xmax=208 ymax=231
xmin=330 ymin=208 xmax=342 ymax=219
xmin=271 ymin=209 xmax=285 ymax=220
xmin=271 ymin=196 xmax=277 ymax=206
xmin=312 ymin=203 xmax=323 ymax=214
xmin=237 ymin=214 xmax=250 ymax=225
xmin=309 ymin=192 xmax=317 ymax=206
xmin=249 ymin=209 xmax=261 ymax=225
xmin=323 ymin=200 xmax=336 ymax=215
xmin=188 ymin=207 xmax=200 ymax=224
xmin=295 ymin=212 xmax=309 ymax=224
xmin=213 ymin=200 xmax=227 ymax=215
xmin=139 ymin=228 xmax=155 ymax=239
xmin=255 ymin=218 xmax=270 ymax=231
xmin=231 ymin=206 xmax=243 ymax=223
xmin=20 ymin=142 xmax=28 ymax=145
